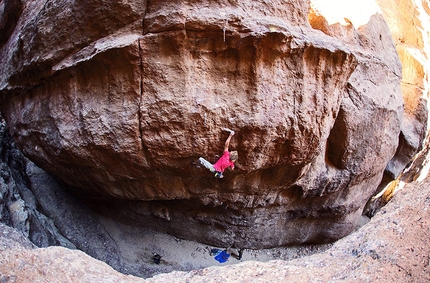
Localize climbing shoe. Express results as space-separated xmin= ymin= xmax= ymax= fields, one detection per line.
xmin=215 ymin=172 xmax=223 ymax=178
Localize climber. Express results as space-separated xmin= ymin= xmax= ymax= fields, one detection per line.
xmin=237 ymin=248 xmax=244 ymax=260
xmin=199 ymin=129 xmax=238 ymax=178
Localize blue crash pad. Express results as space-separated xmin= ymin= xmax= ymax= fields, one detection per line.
xmin=214 ymin=250 xmax=230 ymax=263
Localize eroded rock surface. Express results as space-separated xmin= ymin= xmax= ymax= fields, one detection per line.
xmin=0 ymin=0 xmax=424 ymax=248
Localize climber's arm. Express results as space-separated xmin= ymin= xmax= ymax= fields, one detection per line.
xmin=223 ymin=131 xmax=235 ymax=152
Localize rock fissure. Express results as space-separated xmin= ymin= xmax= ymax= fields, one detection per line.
xmin=137 ymin=39 xmax=146 ymax=158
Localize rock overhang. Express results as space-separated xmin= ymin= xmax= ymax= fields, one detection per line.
xmin=0 ymin=0 xmax=415 ymax=248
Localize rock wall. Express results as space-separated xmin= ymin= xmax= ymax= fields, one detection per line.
xmin=0 ymin=0 xmax=424 ymax=248
xmin=376 ymin=0 xmax=430 ymax=179
xmin=0 ymin=114 xmax=70 ymax=248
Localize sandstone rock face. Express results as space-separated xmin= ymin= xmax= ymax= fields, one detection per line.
xmin=0 ymin=0 xmax=420 ymax=248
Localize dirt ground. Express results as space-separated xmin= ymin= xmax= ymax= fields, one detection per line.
xmin=98 ymin=215 xmax=334 ymax=278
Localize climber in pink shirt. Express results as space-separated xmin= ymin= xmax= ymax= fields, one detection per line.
xmin=199 ymin=130 xmax=238 ymax=178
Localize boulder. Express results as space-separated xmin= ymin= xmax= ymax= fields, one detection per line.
xmin=0 ymin=0 xmax=420 ymax=248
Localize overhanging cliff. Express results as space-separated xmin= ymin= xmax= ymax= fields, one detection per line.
xmin=0 ymin=0 xmax=426 ymax=248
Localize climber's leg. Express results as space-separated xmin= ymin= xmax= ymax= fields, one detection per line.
xmin=199 ymin=157 xmax=215 ymax=172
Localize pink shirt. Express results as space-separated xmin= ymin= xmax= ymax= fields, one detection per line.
xmin=213 ymin=151 xmax=235 ymax=172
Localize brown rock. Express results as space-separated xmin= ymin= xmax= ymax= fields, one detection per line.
xmin=0 ymin=0 xmax=417 ymax=248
